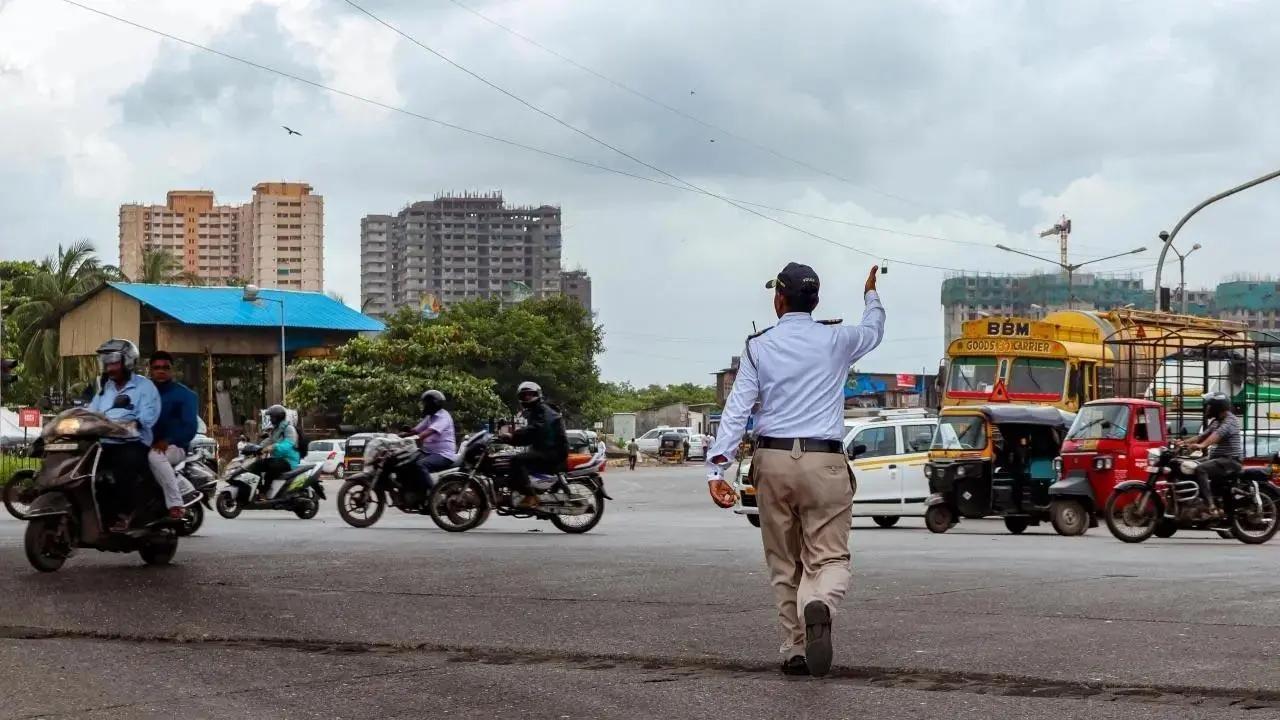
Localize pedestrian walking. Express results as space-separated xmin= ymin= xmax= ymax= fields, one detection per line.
xmin=627 ymin=438 xmax=639 ymax=470
xmin=706 ymin=263 xmax=885 ymax=677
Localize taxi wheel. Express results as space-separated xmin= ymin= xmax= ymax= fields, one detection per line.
xmin=924 ymin=505 xmax=954 ymax=534
xmin=747 ymin=515 xmax=761 ymax=528
xmin=872 ymin=516 xmax=900 ymax=529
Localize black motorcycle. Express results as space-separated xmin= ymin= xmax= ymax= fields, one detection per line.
xmin=22 ymin=408 xmax=183 ymax=572
xmin=428 ymin=431 xmax=610 ymax=534
xmin=1105 ymin=445 xmax=1280 ymax=544
xmin=336 ymin=435 xmax=436 ymax=527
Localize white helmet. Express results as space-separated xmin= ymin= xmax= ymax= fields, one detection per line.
xmin=96 ymin=338 xmax=140 ymax=374
xmin=517 ymin=381 xmax=543 ymax=407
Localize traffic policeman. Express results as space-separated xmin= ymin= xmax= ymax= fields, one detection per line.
xmin=706 ymin=262 xmax=885 ymax=677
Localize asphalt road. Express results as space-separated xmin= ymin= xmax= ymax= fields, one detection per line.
xmin=1 ymin=464 xmax=1277 ymax=719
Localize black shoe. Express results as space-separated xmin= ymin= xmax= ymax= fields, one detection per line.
xmin=781 ymin=656 xmax=809 ymax=676
xmin=804 ymin=600 xmax=833 ymax=677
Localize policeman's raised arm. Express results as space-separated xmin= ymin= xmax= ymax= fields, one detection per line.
xmin=838 ymin=266 xmax=886 ymax=362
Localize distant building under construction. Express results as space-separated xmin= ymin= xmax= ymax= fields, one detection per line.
xmin=360 ymin=191 xmax=588 ymax=316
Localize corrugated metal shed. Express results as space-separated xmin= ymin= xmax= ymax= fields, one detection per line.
xmin=106 ymin=283 xmax=384 ymax=332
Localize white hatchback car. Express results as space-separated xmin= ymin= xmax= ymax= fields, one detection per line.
xmin=303 ymin=439 xmax=346 ymax=478
xmin=730 ymin=410 xmax=937 ymax=528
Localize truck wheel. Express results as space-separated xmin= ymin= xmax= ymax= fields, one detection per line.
xmin=1050 ymin=500 xmax=1089 ymax=537
xmin=924 ymin=505 xmax=953 ymax=534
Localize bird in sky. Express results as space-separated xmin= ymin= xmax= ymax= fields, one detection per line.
xmin=690 ymin=90 xmax=696 ymax=95
xmin=709 ymin=138 xmax=716 ymax=142
xmin=282 ymin=126 xmax=302 ymax=136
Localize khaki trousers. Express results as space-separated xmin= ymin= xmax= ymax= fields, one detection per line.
xmin=753 ymin=446 xmax=854 ymax=659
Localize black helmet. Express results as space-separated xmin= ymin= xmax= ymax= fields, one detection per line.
xmin=1203 ymin=392 xmax=1231 ymax=418
xmin=95 ymin=338 xmax=139 ymax=374
xmin=421 ymin=389 xmax=445 ymax=415
xmin=517 ymin=381 xmax=542 ymax=408
xmin=264 ymin=404 xmax=288 ymax=428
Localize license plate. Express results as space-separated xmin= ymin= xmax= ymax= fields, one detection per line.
xmin=44 ymin=443 xmax=77 ymax=452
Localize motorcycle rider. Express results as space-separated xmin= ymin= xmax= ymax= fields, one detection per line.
xmin=146 ymin=350 xmax=198 ymax=519
xmin=403 ymin=389 xmax=457 ymax=488
xmin=1180 ymin=391 xmax=1243 ymax=519
xmin=88 ymin=339 xmax=162 ymax=532
xmin=251 ymin=405 xmax=300 ymax=499
xmin=501 ymin=381 xmax=569 ymax=509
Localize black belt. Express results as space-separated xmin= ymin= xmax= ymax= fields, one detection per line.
xmin=757 ymin=437 xmax=844 ymax=454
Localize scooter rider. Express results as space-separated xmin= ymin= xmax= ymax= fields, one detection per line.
xmin=403 ymin=389 xmax=457 ymax=487
xmin=501 ymin=381 xmax=569 ymax=509
xmin=1180 ymin=391 xmax=1243 ymax=519
xmin=88 ymin=339 xmax=162 ymax=532
xmin=251 ymin=405 xmax=300 ymax=498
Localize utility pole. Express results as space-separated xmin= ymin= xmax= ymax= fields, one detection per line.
xmin=995 ymin=244 xmax=1147 ymax=310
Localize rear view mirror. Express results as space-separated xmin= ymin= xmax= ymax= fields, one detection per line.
xmin=849 ymin=444 xmax=867 ymax=459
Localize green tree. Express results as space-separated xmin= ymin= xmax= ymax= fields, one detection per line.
xmin=11 ymin=241 xmax=111 ymax=396
xmin=128 ymin=249 xmax=202 ymax=286
xmin=586 ymin=381 xmax=719 ymax=422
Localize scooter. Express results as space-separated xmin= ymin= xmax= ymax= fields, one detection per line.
xmin=215 ymin=443 xmax=325 ymax=520
xmin=175 ymin=450 xmax=218 ymax=536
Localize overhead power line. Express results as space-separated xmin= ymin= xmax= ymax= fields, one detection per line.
xmin=62 ymin=0 xmax=978 ymax=272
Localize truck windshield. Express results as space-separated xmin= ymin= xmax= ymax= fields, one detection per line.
xmin=932 ymin=416 xmax=986 ymax=450
xmin=1008 ymin=358 xmax=1066 ymax=397
xmin=1067 ymin=404 xmax=1130 ymax=440
xmin=948 ymin=357 xmax=997 ymax=394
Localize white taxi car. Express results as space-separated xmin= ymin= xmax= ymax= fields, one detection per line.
xmin=730 ymin=410 xmax=936 ymax=528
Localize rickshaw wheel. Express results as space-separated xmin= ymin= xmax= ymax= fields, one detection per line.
xmin=924 ymin=505 xmax=953 ymax=534
xmin=1004 ymin=517 xmax=1030 ymax=535
xmin=1050 ymin=500 xmax=1089 ymax=537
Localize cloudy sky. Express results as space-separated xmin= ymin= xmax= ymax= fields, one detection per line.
xmin=3 ymin=0 xmax=1279 ymax=385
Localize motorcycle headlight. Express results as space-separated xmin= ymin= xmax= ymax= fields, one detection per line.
xmin=1147 ymin=448 xmax=1163 ymax=466
xmin=1179 ymin=460 xmax=1199 ymax=475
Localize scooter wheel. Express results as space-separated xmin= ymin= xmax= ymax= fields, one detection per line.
xmin=216 ymin=493 xmax=242 ymax=519
xmin=177 ymin=503 xmax=204 ymax=537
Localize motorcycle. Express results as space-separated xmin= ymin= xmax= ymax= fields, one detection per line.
xmin=336 ymin=435 xmax=435 ymax=528
xmin=427 ymin=431 xmax=610 ymax=534
xmin=215 ymin=443 xmax=325 ymax=520
xmin=21 ymin=408 xmax=184 ymax=572
xmin=175 ymin=450 xmax=218 ymax=536
xmin=1105 ymin=445 xmax=1280 ymax=544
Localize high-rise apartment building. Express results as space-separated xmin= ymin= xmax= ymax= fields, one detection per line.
xmin=119 ymin=182 xmax=323 ymax=291
xmin=559 ymin=270 xmax=592 ymax=312
xmin=360 ymin=192 xmax=564 ymax=314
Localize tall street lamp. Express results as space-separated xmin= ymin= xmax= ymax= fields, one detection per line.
xmin=1153 ymin=167 xmax=1280 ymax=309
xmin=242 ymin=284 xmax=286 ymax=404
xmin=1161 ymin=235 xmax=1203 ymax=315
xmin=994 ymin=245 xmax=1147 ymax=310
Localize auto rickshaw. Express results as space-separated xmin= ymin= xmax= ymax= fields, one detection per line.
xmin=657 ymin=431 xmax=686 ymax=464
xmin=924 ymin=405 xmax=1074 ymax=534
xmin=1048 ymin=398 xmax=1167 ymax=537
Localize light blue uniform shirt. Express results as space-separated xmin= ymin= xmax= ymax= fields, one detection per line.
xmin=88 ymin=373 xmax=162 ymax=446
xmin=708 ymin=291 xmax=886 ymax=468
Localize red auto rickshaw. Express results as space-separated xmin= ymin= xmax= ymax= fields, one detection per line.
xmin=1049 ymin=398 xmax=1167 ymax=536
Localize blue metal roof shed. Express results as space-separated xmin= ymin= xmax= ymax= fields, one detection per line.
xmin=106 ymin=283 xmax=383 ymax=332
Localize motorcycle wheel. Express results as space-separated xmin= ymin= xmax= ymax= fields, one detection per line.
xmin=140 ymin=534 xmax=178 ymax=566
xmin=1153 ymin=520 xmax=1178 ymax=539
xmin=4 ymin=469 xmax=37 ymax=520
xmin=24 ymin=516 xmax=69 ymax=573
xmin=1230 ymin=492 xmax=1279 ymax=545
xmin=337 ymin=480 xmax=385 ymax=528
xmin=428 ymin=476 xmax=488 ymax=532
xmin=1050 ymin=500 xmax=1089 ymax=537
xmin=924 ymin=505 xmax=953 ymax=534
xmin=177 ymin=503 xmax=204 ymax=537
xmin=294 ymin=489 xmax=320 ymax=520
xmin=1104 ymin=487 xmax=1158 ymax=543
xmin=215 ymin=492 xmax=242 ymax=519
xmin=550 ymin=479 xmax=605 ymax=534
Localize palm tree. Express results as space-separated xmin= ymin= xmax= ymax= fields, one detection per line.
xmin=11 ymin=240 xmax=111 ymax=394
xmin=129 ymin=249 xmax=202 ymax=286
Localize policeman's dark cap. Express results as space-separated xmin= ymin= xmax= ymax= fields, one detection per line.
xmin=765 ymin=262 xmax=820 ymax=296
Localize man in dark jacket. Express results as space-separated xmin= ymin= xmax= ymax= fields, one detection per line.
xmin=503 ymin=381 xmax=569 ymax=508
xmin=147 ymin=351 xmax=198 ymax=518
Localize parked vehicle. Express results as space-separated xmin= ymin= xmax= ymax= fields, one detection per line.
xmin=215 ymin=443 xmax=325 ymax=520
xmin=303 ymin=439 xmax=346 ymax=478
xmin=20 ymin=408 xmax=189 ymax=572
xmin=1048 ymin=399 xmax=1167 ymax=536
xmin=336 ymin=435 xmax=434 ymax=527
xmin=427 ymin=431 xmax=609 ymax=534
xmin=731 ymin=410 xmax=937 ymax=528
xmin=1105 ymin=445 xmax=1280 ymax=544
xmin=924 ymin=405 xmax=1073 ymax=534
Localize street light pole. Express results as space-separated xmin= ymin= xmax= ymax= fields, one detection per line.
xmin=1163 ymin=238 xmax=1203 ymax=315
xmin=1153 ymin=167 xmax=1280 ymax=309
xmin=242 ymin=285 xmax=287 ymax=405
xmin=995 ymin=245 xmax=1148 ymax=310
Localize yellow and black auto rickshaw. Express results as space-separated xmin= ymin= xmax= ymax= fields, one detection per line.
xmin=923 ymin=405 xmax=1074 ymax=534
xmin=657 ymin=431 xmax=687 ymax=464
